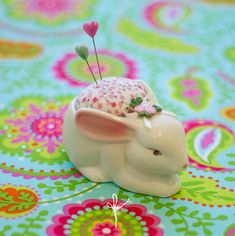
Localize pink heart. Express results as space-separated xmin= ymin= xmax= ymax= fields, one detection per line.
xmin=83 ymin=21 xmax=99 ymax=38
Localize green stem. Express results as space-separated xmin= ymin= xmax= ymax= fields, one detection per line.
xmin=163 ymin=204 xmax=190 ymax=236
xmin=147 ymin=197 xmax=190 ymax=236
xmin=130 ymin=194 xmax=219 ymax=236
xmin=181 ymin=187 xmax=210 ymax=200
xmin=85 ymin=59 xmax=98 ymax=85
xmin=22 ymin=214 xmax=41 ymax=235
xmin=0 ymin=184 xmax=99 ymax=206
xmin=40 ymin=179 xmax=87 ymax=192
xmin=92 ymin=37 xmax=102 ymax=80
xmin=37 ymin=183 xmax=99 ymax=204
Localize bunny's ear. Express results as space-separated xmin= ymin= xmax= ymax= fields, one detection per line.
xmin=75 ymin=108 xmax=135 ymax=142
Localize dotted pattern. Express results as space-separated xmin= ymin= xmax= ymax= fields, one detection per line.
xmin=75 ymin=77 xmax=149 ymax=116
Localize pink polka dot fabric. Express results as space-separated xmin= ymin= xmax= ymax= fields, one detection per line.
xmin=75 ymin=77 xmax=149 ymax=117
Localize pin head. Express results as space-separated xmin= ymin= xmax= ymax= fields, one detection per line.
xmin=83 ymin=21 xmax=99 ymax=38
xmin=75 ymin=45 xmax=88 ymax=61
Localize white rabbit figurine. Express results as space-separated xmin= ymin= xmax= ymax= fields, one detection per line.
xmin=63 ymin=77 xmax=188 ymax=197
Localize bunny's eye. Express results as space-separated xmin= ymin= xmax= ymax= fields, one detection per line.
xmin=153 ymin=149 xmax=162 ymax=156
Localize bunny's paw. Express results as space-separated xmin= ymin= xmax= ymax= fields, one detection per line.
xmin=80 ymin=166 xmax=111 ymax=183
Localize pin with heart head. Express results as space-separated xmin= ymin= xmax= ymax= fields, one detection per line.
xmin=83 ymin=21 xmax=102 ymax=80
xmin=75 ymin=45 xmax=98 ymax=85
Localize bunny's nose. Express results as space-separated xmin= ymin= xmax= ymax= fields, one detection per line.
xmin=183 ymin=164 xmax=188 ymax=169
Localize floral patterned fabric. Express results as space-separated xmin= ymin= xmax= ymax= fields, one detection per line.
xmin=0 ymin=0 xmax=235 ymax=235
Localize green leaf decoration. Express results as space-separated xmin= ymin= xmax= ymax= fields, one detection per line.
xmin=30 ymin=224 xmax=42 ymax=229
xmin=138 ymin=111 xmax=152 ymax=118
xmin=203 ymin=213 xmax=211 ymax=219
xmin=128 ymin=186 xmax=228 ymax=235
xmin=75 ymin=45 xmax=88 ymax=60
xmin=165 ymin=210 xmax=175 ymax=216
xmin=171 ymin=219 xmax=184 ymax=224
xmin=203 ymin=227 xmax=212 ymax=235
xmin=44 ymin=189 xmax=52 ymax=195
xmin=153 ymin=105 xmax=162 ymax=112
xmin=228 ymin=161 xmax=235 ymax=166
xmin=176 ymin=206 xmax=187 ymax=213
xmin=224 ymin=177 xmax=235 ymax=182
xmin=216 ymin=215 xmax=228 ymax=220
xmin=170 ymin=75 xmax=212 ymax=111
xmin=188 ymin=230 xmax=197 ymax=236
xmin=189 ymin=210 xmax=199 ymax=217
xmin=226 ymin=153 xmax=235 ymax=157
xmin=18 ymin=224 xmax=27 ymax=228
xmin=204 ymin=222 xmax=214 ymax=226
xmin=8 ymin=205 xmax=17 ymax=212
xmin=38 ymin=211 xmax=49 ymax=217
xmin=10 ymin=210 xmax=48 ymax=236
xmin=117 ymin=188 xmax=129 ymax=200
xmin=132 ymin=193 xmax=142 ymax=198
xmin=153 ymin=202 xmax=163 ymax=209
xmin=37 ymin=178 xmax=90 ymax=194
xmin=129 ymin=97 xmax=143 ymax=109
xmin=172 ymin=171 xmax=235 ymax=206
xmin=0 ymin=190 xmax=13 ymax=201
xmin=140 ymin=198 xmax=151 ymax=204
xmin=176 ymin=227 xmax=186 ymax=232
xmin=165 ymin=202 xmax=175 ymax=207
xmin=192 ymin=221 xmax=202 ymax=227
xmin=0 ymin=225 xmax=11 ymax=236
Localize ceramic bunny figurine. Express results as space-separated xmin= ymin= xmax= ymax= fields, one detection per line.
xmin=63 ymin=77 xmax=188 ymax=197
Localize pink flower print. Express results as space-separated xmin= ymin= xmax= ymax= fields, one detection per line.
xmin=53 ymin=50 xmax=137 ymax=87
xmin=201 ymin=130 xmax=215 ymax=149
xmin=46 ymin=199 xmax=164 ymax=236
xmin=93 ymin=222 xmax=120 ymax=236
xmin=4 ymin=0 xmax=96 ymax=26
xmin=134 ymin=102 xmax=156 ymax=114
xmin=0 ymin=96 xmax=70 ymax=165
xmin=75 ymin=77 xmax=147 ymax=116
xmin=183 ymin=88 xmax=201 ymax=105
xmin=181 ymin=79 xmax=197 ymax=87
xmin=183 ymin=88 xmax=201 ymax=98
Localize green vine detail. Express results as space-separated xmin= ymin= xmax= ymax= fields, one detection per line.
xmin=0 ymin=162 xmax=79 ymax=177
xmin=226 ymin=153 xmax=235 ymax=167
xmin=0 ymin=190 xmax=36 ymax=212
xmin=129 ymin=97 xmax=143 ymax=108
xmin=224 ymin=154 xmax=235 ymax=182
xmin=0 ymin=183 xmax=99 ymax=208
xmin=37 ymin=183 xmax=99 ymax=204
xmin=117 ymin=188 xmax=228 ymax=236
xmin=10 ymin=210 xmax=48 ymax=236
xmin=0 ymin=225 xmax=12 ymax=236
xmin=37 ymin=178 xmax=90 ymax=194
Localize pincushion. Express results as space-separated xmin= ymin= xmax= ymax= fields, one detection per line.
xmin=75 ymin=77 xmax=158 ymax=117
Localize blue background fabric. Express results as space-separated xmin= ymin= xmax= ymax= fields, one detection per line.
xmin=0 ymin=0 xmax=235 ymax=235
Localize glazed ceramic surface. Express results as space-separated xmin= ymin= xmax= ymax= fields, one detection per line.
xmin=63 ymin=77 xmax=188 ymax=197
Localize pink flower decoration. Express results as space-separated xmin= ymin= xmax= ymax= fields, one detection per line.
xmin=93 ymin=222 xmax=120 ymax=235
xmin=134 ymin=102 xmax=156 ymax=114
xmin=83 ymin=21 xmax=99 ymax=38
xmin=183 ymin=88 xmax=201 ymax=98
xmin=0 ymin=97 xmax=71 ymax=165
xmin=53 ymin=50 xmax=137 ymax=87
xmin=180 ymin=79 xmax=197 ymax=87
xmin=46 ymin=199 xmax=163 ymax=236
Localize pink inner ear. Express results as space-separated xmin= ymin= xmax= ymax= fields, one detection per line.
xmin=75 ymin=110 xmax=134 ymax=142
